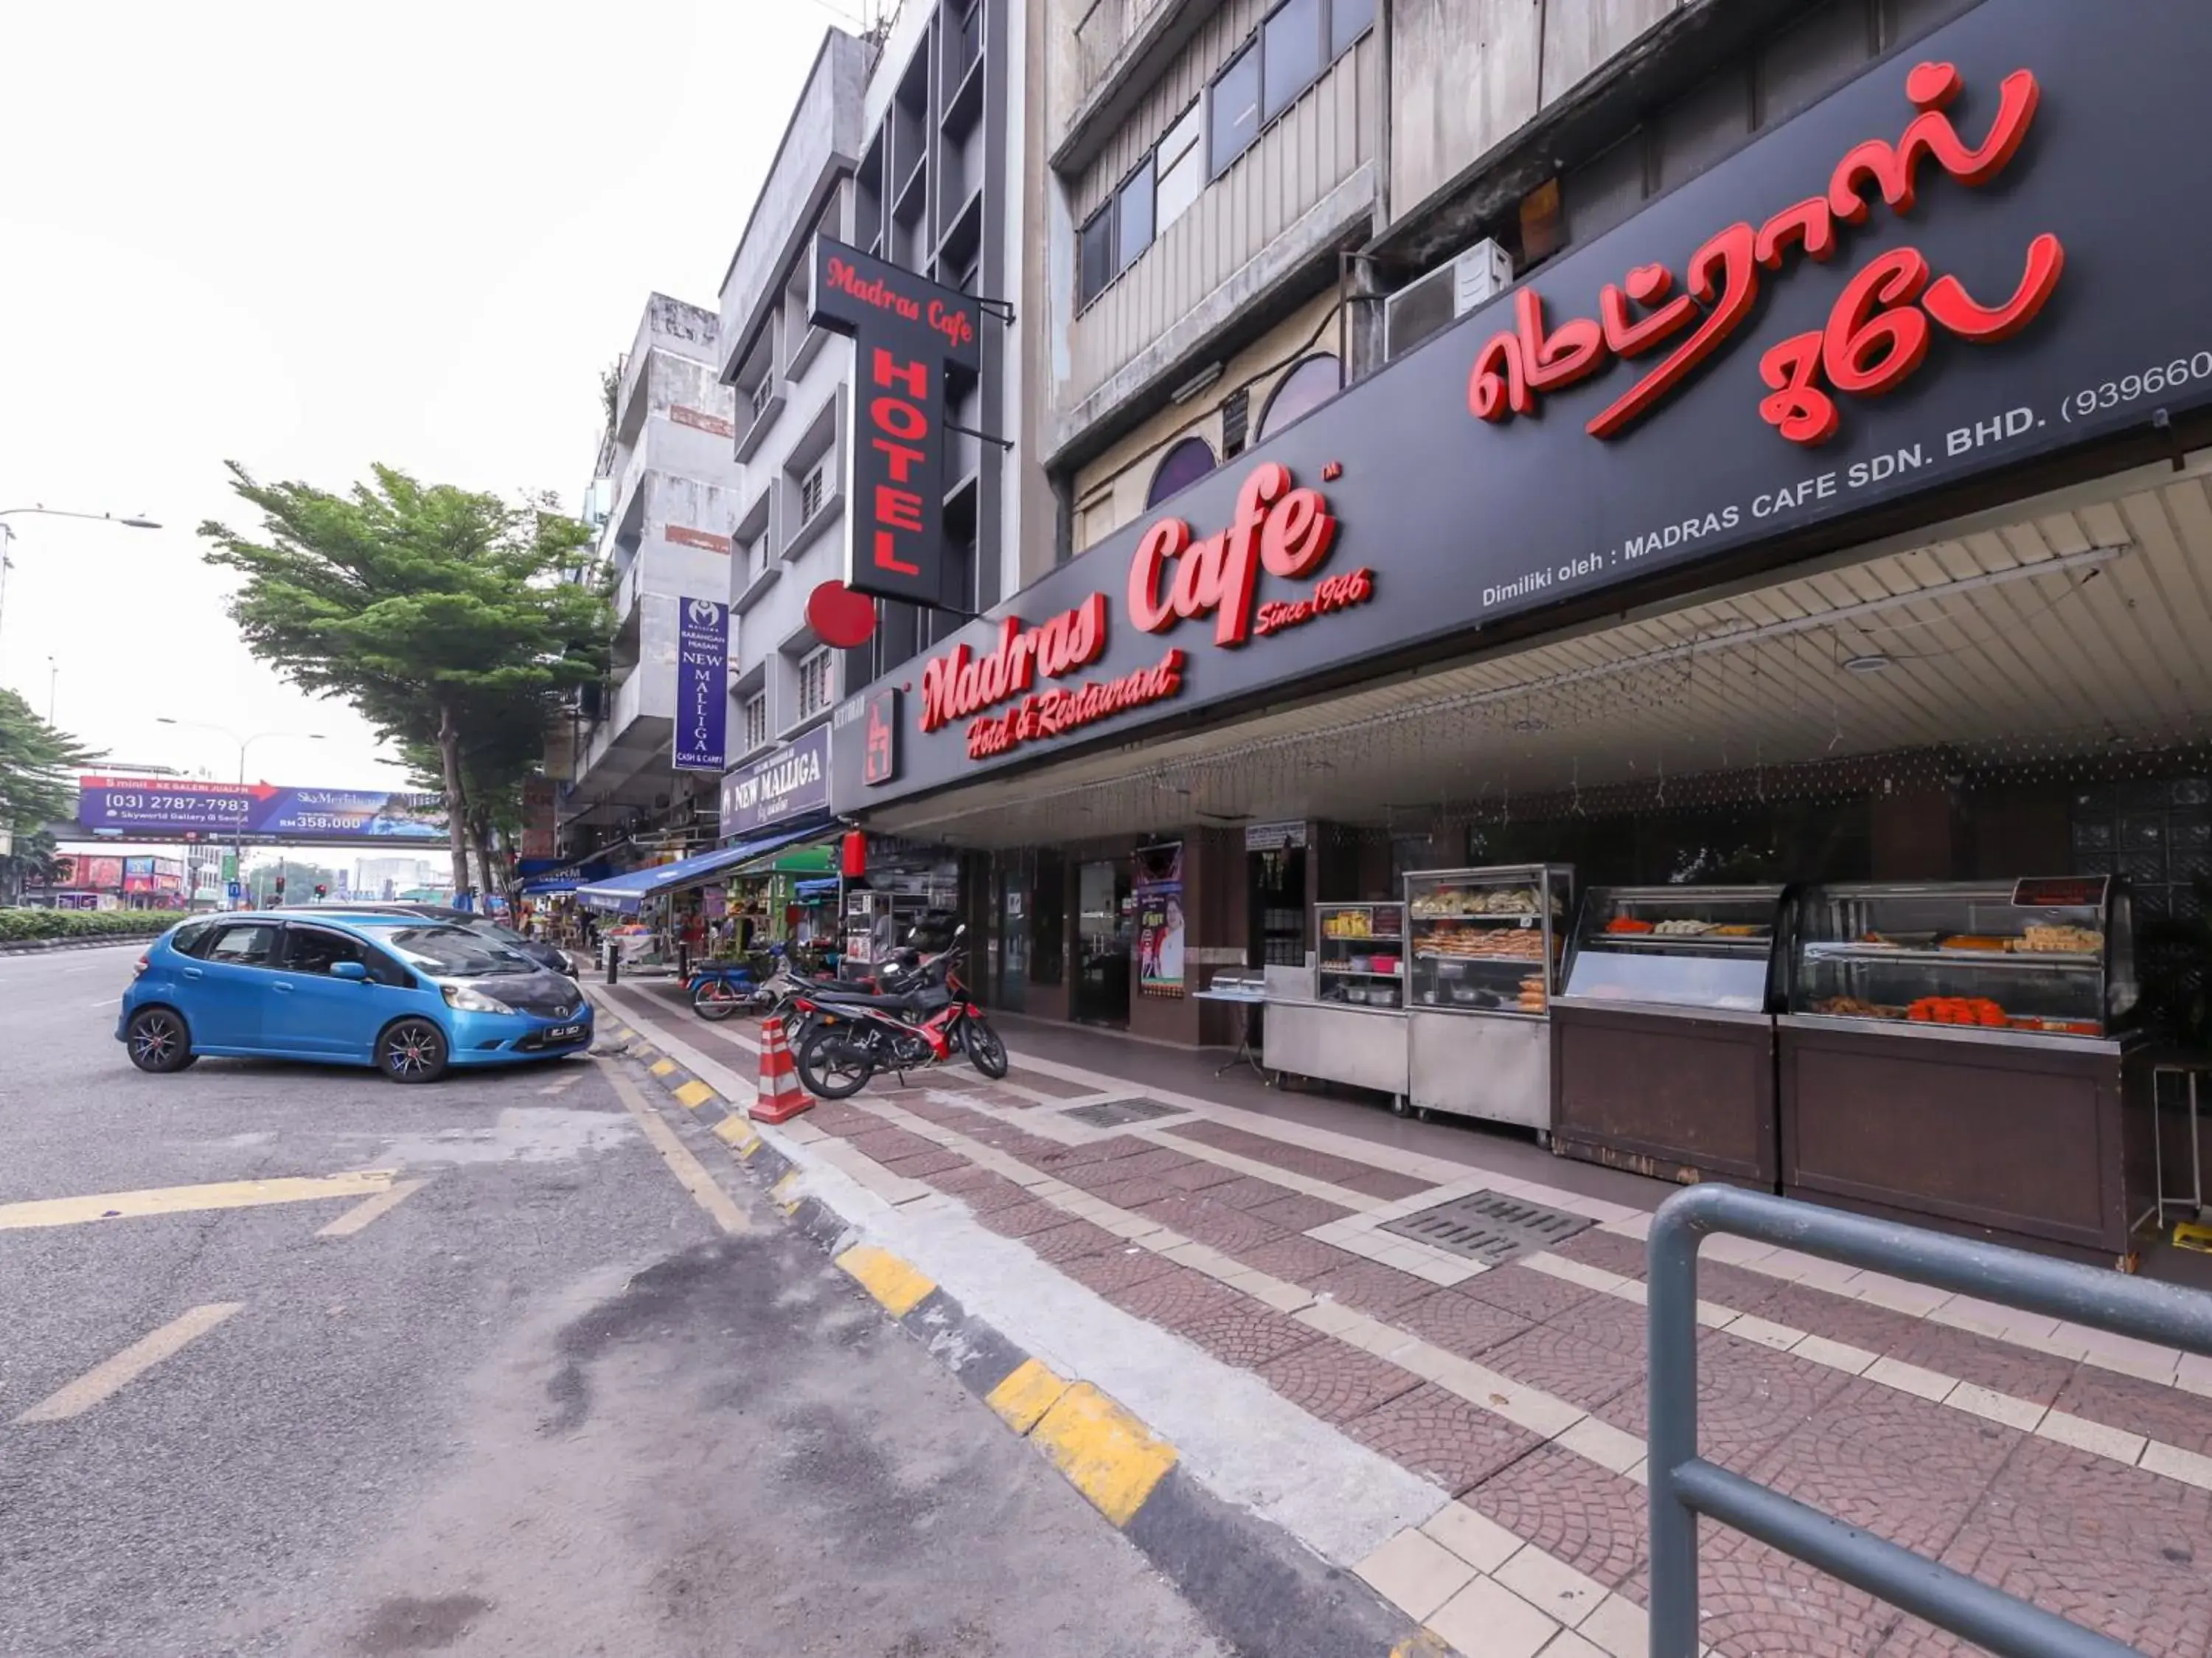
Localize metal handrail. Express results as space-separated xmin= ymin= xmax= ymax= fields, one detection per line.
xmin=1646 ymin=1185 xmax=2212 ymax=1658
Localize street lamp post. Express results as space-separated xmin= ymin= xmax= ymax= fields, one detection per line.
xmin=0 ymin=508 xmax=160 ymax=673
xmin=153 ymin=720 xmax=326 ymax=908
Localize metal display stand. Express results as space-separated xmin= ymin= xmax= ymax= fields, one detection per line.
xmin=1194 ymin=982 xmax=1271 ymax=1082
xmin=2149 ymin=1059 xmax=2211 ymax=1229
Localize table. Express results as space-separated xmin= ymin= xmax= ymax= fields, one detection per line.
xmin=1192 ymin=988 xmax=1272 ymax=1083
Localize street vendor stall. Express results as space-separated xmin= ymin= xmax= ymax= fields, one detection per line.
xmin=1405 ymin=865 xmax=1573 ymax=1131
xmin=1264 ymin=902 xmax=1408 ymax=1104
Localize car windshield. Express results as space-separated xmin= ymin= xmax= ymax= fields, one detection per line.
xmin=363 ymin=923 xmax=535 ymax=979
xmin=473 ymin=921 xmax=530 ymax=946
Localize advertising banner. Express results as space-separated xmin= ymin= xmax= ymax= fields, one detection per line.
xmin=674 ymin=597 xmax=729 ymax=772
xmin=79 ymin=856 xmax=125 ymax=891
xmin=719 ymin=723 xmax=830 ymax=839
xmin=77 ymin=777 xmax=447 ymax=842
xmin=1133 ymin=842 xmax=1186 ymax=999
xmin=521 ymin=778 xmax=557 ymax=859
xmin=808 ymin=236 xmax=983 ymax=610
xmin=836 ymin=0 xmax=2212 ymax=810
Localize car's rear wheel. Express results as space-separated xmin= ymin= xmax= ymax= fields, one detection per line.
xmin=378 ymin=1018 xmax=450 ymax=1083
xmin=125 ymin=1007 xmax=197 ymax=1074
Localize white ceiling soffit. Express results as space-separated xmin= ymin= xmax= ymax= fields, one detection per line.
xmin=871 ymin=456 xmax=2212 ymax=849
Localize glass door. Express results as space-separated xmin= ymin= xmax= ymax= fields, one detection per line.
xmin=1075 ymin=860 xmax=1132 ymax=1025
xmin=998 ymin=861 xmax=1028 ymax=1013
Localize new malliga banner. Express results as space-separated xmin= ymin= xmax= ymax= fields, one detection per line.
xmin=675 ymin=596 xmax=729 ymax=773
xmin=77 ymin=777 xmax=448 ymax=842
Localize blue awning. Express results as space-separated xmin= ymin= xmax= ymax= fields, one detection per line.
xmin=574 ymin=825 xmax=820 ymax=914
xmin=794 ymin=877 xmax=841 ymax=900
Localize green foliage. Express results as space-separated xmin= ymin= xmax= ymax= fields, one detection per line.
xmin=0 ymin=908 xmax=181 ymax=944
xmin=0 ymin=687 xmax=96 ymax=833
xmin=199 ymin=463 xmax=608 ymax=888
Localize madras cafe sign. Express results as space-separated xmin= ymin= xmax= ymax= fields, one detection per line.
xmin=719 ymin=724 xmax=830 ymax=839
xmin=911 ymin=462 xmax=1373 ymax=763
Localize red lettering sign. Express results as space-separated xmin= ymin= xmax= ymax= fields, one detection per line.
xmin=964 ymin=650 xmax=1188 ymax=760
xmin=1469 ymin=62 xmax=2057 ymax=448
xmin=1127 ymin=462 xmax=1338 ymax=647
xmin=918 ymin=593 xmax=1110 ymax=733
xmin=863 ymin=346 xmax=932 ymax=580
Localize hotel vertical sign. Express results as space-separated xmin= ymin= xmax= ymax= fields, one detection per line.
xmin=808 ymin=237 xmax=984 ymax=611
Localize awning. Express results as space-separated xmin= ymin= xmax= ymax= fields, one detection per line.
xmin=574 ymin=825 xmax=819 ymax=913
xmin=794 ymin=877 xmax=841 ymax=900
xmin=723 ymin=814 xmax=839 ymax=880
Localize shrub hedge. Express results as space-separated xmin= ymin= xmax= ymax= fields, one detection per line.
xmin=0 ymin=909 xmax=186 ymax=945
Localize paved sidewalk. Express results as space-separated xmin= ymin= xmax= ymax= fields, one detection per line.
xmin=595 ymin=979 xmax=2212 ymax=1658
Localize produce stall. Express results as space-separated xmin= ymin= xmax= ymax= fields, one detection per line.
xmin=1264 ymin=902 xmax=1408 ymax=1102
xmin=1551 ymin=886 xmax=1789 ymax=1187
xmin=1778 ymin=877 xmax=2148 ymax=1260
xmin=1405 ymin=865 xmax=1573 ymax=1131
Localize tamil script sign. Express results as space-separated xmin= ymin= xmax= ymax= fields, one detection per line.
xmin=77 ymin=777 xmax=448 ymax=842
xmin=675 ymin=597 xmax=729 ymax=772
xmin=720 ymin=724 xmax=830 ymax=839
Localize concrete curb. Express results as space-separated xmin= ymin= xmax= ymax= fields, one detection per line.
xmin=594 ymin=1021 xmax=1423 ymax=1658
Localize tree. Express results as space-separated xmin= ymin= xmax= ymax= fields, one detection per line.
xmin=0 ymin=690 xmax=97 ymax=903
xmin=201 ymin=464 xmax=605 ymax=898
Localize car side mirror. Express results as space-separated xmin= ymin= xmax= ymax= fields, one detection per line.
xmin=330 ymin=961 xmax=370 ymax=982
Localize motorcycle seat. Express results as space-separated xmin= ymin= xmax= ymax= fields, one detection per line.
xmin=809 ymin=988 xmax=923 ymax=1012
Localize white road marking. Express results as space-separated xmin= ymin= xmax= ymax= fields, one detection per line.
xmin=88 ymin=998 xmax=117 ymax=1008
xmin=316 ymin=1178 xmax=428 ymax=1238
xmin=537 ymin=1069 xmax=586 ymax=1096
xmin=599 ymin=1062 xmax=748 ymax=1235
xmin=13 ymin=1304 xmax=245 ymax=1423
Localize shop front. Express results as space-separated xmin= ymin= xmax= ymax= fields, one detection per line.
xmin=833 ymin=0 xmax=2212 ymax=1259
xmin=717 ymin=724 xmax=839 ymax=959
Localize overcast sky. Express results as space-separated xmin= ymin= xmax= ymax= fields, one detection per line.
xmin=0 ymin=0 xmax=834 ymax=799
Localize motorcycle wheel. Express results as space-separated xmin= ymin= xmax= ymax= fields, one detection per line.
xmin=797 ymin=1028 xmax=875 ymax=1099
xmin=966 ymin=1016 xmax=1009 ymax=1080
xmin=691 ymin=979 xmax=744 ymax=1021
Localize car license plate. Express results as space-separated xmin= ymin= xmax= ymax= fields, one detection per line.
xmin=543 ymin=1022 xmax=585 ymax=1044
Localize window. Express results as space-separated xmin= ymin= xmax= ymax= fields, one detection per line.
xmin=1210 ymin=45 xmax=1260 ymax=175
xmin=1257 ymin=353 xmax=1342 ymax=441
xmin=1116 ymin=164 xmax=1154 ymax=268
xmin=282 ymin=926 xmax=406 ymax=985
xmin=750 ymin=375 xmax=773 ymax=420
xmin=206 ymin=923 xmax=280 ymax=966
xmin=1155 ymin=104 xmax=1204 ymax=232
xmin=1329 ymin=0 xmax=1375 ymax=58
xmin=1262 ymin=0 xmax=1323 ymax=122
xmin=1146 ymin=436 xmax=1218 ymax=508
xmin=170 ymin=919 xmax=216 ymax=958
xmin=1079 ymin=207 xmax=1116 ymax=306
xmin=371 ymin=924 xmax=536 ymax=978
xmin=745 ymin=533 xmax=768 ymax=585
xmin=798 ymin=648 xmax=834 ymax=719
xmin=742 ymin=691 xmax=769 ymax=752
xmin=799 ymin=462 xmax=827 ymax=522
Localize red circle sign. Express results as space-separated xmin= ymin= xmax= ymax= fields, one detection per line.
xmin=806 ymin=581 xmax=878 ymax=648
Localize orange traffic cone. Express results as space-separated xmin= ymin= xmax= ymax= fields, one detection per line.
xmin=748 ymin=1016 xmax=812 ymax=1124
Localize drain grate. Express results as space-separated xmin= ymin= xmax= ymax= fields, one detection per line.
xmin=1062 ymin=1096 xmax=1187 ymax=1129
xmin=1378 ymin=1190 xmax=1594 ymax=1266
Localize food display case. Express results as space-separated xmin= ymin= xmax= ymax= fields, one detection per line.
xmin=1778 ymin=878 xmax=2149 ymax=1259
xmin=1264 ymin=903 xmax=1408 ymax=1100
xmin=1551 ymin=887 xmax=1789 ymax=1186
xmin=1405 ymin=865 xmax=1572 ymax=1129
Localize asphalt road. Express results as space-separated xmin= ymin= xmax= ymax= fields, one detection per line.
xmin=0 ymin=943 xmax=1225 ymax=1657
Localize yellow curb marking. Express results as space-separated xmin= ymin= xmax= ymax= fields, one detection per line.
xmin=13 ymin=1303 xmax=244 ymax=1423
xmin=771 ymin=1172 xmax=803 ymax=1212
xmin=712 ymin=1117 xmax=759 ymax=1154
xmin=1029 ymin=1382 xmax=1178 ymax=1527
xmin=0 ymin=1170 xmax=395 ymax=1232
xmin=673 ymin=1080 xmax=716 ymax=1110
xmin=985 ymin=1358 xmax=1071 ymax=1435
xmin=316 ymin=1179 xmax=428 ymax=1238
xmin=600 ymin=1063 xmax=749 ymax=1235
xmin=835 ymin=1244 xmax=936 ymax=1317
xmin=1391 ymin=1634 xmax=1454 ymax=1658
xmin=649 ymin=1058 xmax=677 ymax=1078
xmin=616 ymin=1027 xmax=636 ymax=1041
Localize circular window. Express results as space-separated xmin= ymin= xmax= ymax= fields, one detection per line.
xmin=1257 ymin=353 xmax=1342 ymax=442
xmin=1146 ymin=435 xmax=1218 ymax=508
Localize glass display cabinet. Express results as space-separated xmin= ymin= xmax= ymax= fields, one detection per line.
xmin=1404 ymin=864 xmax=1573 ymax=1131
xmin=1551 ymin=886 xmax=1790 ymax=1188
xmin=1315 ymin=902 xmax=1406 ymax=1010
xmin=1262 ymin=902 xmax=1410 ymax=1104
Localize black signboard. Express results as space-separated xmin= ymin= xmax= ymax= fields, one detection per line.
xmin=834 ymin=0 xmax=2212 ymax=811
xmin=808 ymin=237 xmax=984 ymax=611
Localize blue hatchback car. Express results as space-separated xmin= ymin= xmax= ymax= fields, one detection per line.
xmin=118 ymin=911 xmax=594 ymax=1083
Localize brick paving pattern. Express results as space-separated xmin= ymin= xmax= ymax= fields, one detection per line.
xmin=783 ymin=1065 xmax=2212 ymax=1658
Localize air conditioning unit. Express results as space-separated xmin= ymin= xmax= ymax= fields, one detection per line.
xmin=1383 ymin=239 xmax=1514 ymax=364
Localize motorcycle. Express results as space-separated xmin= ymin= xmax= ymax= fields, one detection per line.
xmin=789 ymin=926 xmax=1008 ymax=1098
xmin=686 ymin=951 xmax=779 ymax=1021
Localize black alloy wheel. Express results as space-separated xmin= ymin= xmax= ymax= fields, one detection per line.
xmin=378 ymin=1018 xmax=451 ymax=1083
xmin=125 ymin=1007 xmax=198 ymax=1074
xmin=966 ymin=1016 xmax=1009 ymax=1080
xmin=796 ymin=1028 xmax=874 ymax=1099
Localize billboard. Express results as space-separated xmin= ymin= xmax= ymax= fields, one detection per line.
xmin=77 ymin=777 xmax=448 ymax=842
xmin=674 ymin=598 xmax=728 ymax=772
xmin=719 ymin=724 xmax=829 ymax=839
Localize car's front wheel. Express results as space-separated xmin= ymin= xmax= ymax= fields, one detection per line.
xmin=125 ymin=1007 xmax=198 ymax=1074
xmin=378 ymin=1018 xmax=451 ymax=1083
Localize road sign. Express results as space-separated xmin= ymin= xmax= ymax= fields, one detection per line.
xmin=226 ymin=881 xmax=242 ymax=900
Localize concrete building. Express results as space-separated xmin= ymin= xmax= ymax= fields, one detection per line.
xmin=714 ymin=8 xmax=1048 ymax=811
xmin=552 ymin=294 xmax=743 ymax=855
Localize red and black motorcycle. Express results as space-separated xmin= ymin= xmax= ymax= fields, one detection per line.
xmin=789 ymin=926 xmax=1008 ymax=1097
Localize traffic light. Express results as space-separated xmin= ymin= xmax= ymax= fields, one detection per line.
xmin=314 ymin=883 xmax=328 ymax=900
xmin=273 ymin=875 xmax=286 ymax=898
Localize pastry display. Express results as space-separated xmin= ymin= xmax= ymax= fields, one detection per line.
xmin=2019 ymin=924 xmax=2101 ymax=954
xmin=1604 ymin=916 xmax=1654 ymax=934
xmin=1411 ymin=885 xmax=1559 ymax=919
xmin=1909 ymin=996 xmax=2008 ymax=1026
xmin=1938 ymin=935 xmax=2011 ymax=952
xmin=1420 ymin=923 xmax=1550 ymax=960
xmin=1814 ymin=996 xmax=1891 ymax=1019
xmin=1516 ymin=974 xmax=1548 ymax=1012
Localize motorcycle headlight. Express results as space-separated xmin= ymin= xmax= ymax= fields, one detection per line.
xmin=440 ymin=982 xmax=516 ymax=1015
